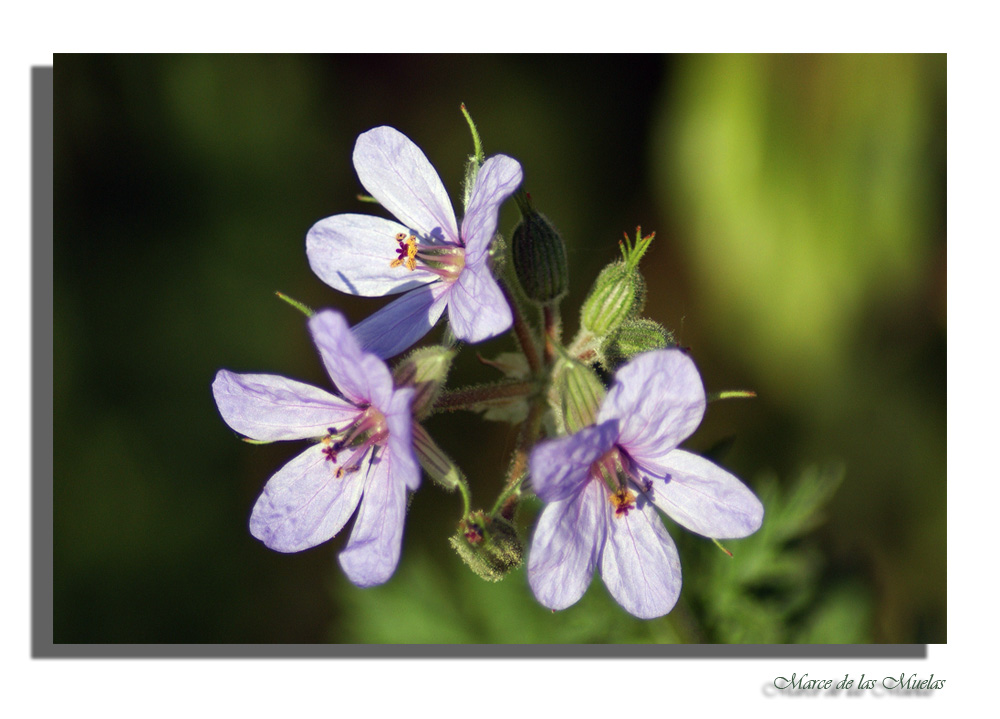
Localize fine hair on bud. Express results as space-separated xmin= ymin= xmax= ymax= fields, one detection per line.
xmin=580 ymin=261 xmax=646 ymax=338
xmin=600 ymin=318 xmax=675 ymax=371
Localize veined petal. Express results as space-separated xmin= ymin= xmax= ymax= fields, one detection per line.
xmin=249 ymin=443 xmax=366 ymax=553
xmin=353 ymin=126 xmax=459 ymax=243
xmin=637 ymin=449 xmax=764 ymax=539
xmin=385 ymin=387 xmax=420 ymax=492
xmin=212 ymin=370 xmax=358 ymax=442
xmin=600 ymin=495 xmax=682 ymax=619
xmin=461 ymin=154 xmax=523 ymax=265
xmin=599 ymin=350 xmax=706 ymax=465
xmin=338 ymin=446 xmax=407 ymax=587
xmin=527 ymin=479 xmax=606 ymax=612
xmin=350 ymin=282 xmax=450 ymax=360
xmin=446 ymin=263 xmax=512 ymax=343
xmin=309 ymin=310 xmax=394 ymax=409
xmin=306 ymin=214 xmax=439 ymax=296
xmin=529 ymin=421 xmax=619 ymax=503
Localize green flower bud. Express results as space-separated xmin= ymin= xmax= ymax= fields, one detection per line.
xmin=580 ymin=261 xmax=645 ymax=337
xmin=510 ymin=193 xmax=569 ymax=305
xmin=580 ymin=227 xmax=656 ymax=338
xmin=449 ymin=510 xmax=523 ymax=582
xmin=411 ymin=423 xmax=465 ymax=492
xmin=600 ymin=318 xmax=675 ymax=371
xmin=554 ymin=357 xmax=607 ymax=434
xmin=392 ymin=346 xmax=455 ymax=420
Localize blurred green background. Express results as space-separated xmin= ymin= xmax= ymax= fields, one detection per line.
xmin=54 ymin=54 xmax=945 ymax=644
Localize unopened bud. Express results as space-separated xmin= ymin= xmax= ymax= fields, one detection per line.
xmin=580 ymin=261 xmax=646 ymax=338
xmin=393 ymin=346 xmax=455 ymax=420
xmin=510 ymin=193 xmax=569 ymax=305
xmin=600 ymin=318 xmax=675 ymax=371
xmin=449 ymin=510 xmax=523 ymax=582
xmin=580 ymin=227 xmax=656 ymax=338
xmin=411 ymin=423 xmax=464 ymax=492
xmin=554 ymin=357 xmax=607 ymax=433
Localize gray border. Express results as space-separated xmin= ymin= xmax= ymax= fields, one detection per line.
xmin=36 ymin=64 xmax=928 ymax=658
xmin=34 ymin=66 xmax=54 ymax=656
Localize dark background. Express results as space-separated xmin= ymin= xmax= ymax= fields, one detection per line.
xmin=54 ymin=54 xmax=945 ymax=643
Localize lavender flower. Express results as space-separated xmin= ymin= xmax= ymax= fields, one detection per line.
xmin=527 ymin=349 xmax=764 ymax=618
xmin=212 ymin=310 xmax=418 ymax=587
xmin=307 ymin=126 xmax=523 ymax=358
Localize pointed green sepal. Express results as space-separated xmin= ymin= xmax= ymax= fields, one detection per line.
xmin=275 ymin=291 xmax=314 ymax=318
xmin=460 ymin=103 xmax=485 ymax=211
xmin=708 ymin=389 xmax=758 ymax=402
xmin=712 ymin=538 xmax=734 ymax=557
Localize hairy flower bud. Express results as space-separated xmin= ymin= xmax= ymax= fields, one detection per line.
xmin=600 ymin=318 xmax=675 ymax=371
xmin=580 ymin=227 xmax=656 ymax=339
xmin=392 ymin=346 xmax=455 ymax=420
xmin=450 ymin=510 xmax=523 ymax=582
xmin=554 ymin=357 xmax=607 ymax=434
xmin=580 ymin=261 xmax=646 ymax=338
xmin=510 ymin=193 xmax=569 ymax=305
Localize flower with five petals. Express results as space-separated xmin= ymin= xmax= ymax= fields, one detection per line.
xmin=527 ymin=349 xmax=764 ymax=618
xmin=212 ymin=310 xmax=418 ymax=587
xmin=307 ymin=126 xmax=523 ymax=358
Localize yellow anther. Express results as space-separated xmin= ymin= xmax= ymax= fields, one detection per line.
xmin=610 ymin=487 xmax=637 ymax=518
xmin=390 ymin=234 xmax=419 ymax=272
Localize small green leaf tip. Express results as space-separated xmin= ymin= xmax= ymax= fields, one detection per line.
xmin=275 ymin=291 xmax=314 ymax=318
xmin=708 ymin=390 xmax=758 ymax=402
xmin=620 ymin=226 xmax=656 ymax=270
xmin=712 ymin=538 xmax=734 ymax=557
xmin=460 ymin=102 xmax=484 ymax=165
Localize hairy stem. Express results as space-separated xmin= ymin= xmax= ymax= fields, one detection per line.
xmin=433 ymin=380 xmax=537 ymax=413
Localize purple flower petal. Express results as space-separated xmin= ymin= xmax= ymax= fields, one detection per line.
xmin=353 ymin=126 xmax=459 ymax=243
xmin=349 ymin=282 xmax=451 ymax=360
xmin=212 ymin=370 xmax=358 ymax=442
xmin=636 ymin=449 xmax=764 ymax=539
xmin=446 ymin=262 xmax=512 ymax=343
xmin=306 ymin=214 xmax=439 ymax=296
xmin=527 ymin=479 xmax=607 ymax=611
xmin=249 ymin=443 xmax=366 ymax=552
xmin=461 ymin=154 xmax=523 ymax=265
xmin=308 ymin=310 xmax=394 ymax=408
xmin=337 ymin=446 xmax=408 ymax=587
xmin=529 ymin=421 xmax=619 ymax=502
xmin=599 ymin=350 xmax=705 ymax=469
xmin=599 ymin=496 xmax=682 ymax=619
xmin=385 ymin=387 xmax=420 ymax=492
